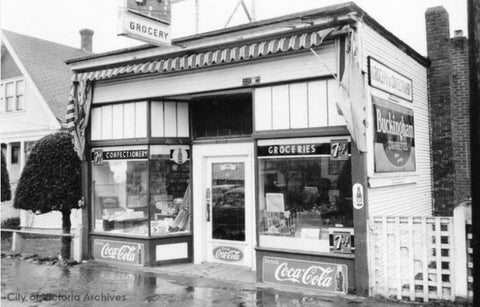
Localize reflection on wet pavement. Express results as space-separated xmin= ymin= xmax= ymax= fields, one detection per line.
xmin=1 ymin=258 xmax=411 ymax=306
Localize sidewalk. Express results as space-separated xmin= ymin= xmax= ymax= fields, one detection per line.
xmin=89 ymin=260 xmax=366 ymax=304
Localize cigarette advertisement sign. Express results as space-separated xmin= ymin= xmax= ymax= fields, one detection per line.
xmin=373 ymin=96 xmax=415 ymax=172
xmin=262 ymin=256 xmax=348 ymax=294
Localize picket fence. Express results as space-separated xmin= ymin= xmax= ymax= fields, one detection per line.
xmin=368 ymin=202 xmax=472 ymax=302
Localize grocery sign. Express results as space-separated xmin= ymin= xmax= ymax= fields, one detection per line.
xmin=262 ymin=256 xmax=348 ymax=294
xmin=93 ymin=239 xmax=144 ymax=265
xmin=118 ymin=0 xmax=171 ymax=46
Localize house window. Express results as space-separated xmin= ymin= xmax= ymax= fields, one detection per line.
xmin=1 ymin=79 xmax=25 ymax=113
xmin=11 ymin=143 xmax=20 ymax=164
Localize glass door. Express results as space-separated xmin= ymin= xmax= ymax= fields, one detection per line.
xmin=205 ymin=156 xmax=251 ymax=266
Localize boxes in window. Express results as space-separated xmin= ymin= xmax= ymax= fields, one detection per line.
xmin=296 ymin=212 xmax=323 ymax=228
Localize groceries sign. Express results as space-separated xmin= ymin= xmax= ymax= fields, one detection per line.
xmin=368 ymin=57 xmax=413 ymax=101
xmin=262 ymin=257 xmax=348 ymax=294
xmin=93 ymin=239 xmax=144 ymax=265
xmin=373 ymin=96 xmax=415 ymax=172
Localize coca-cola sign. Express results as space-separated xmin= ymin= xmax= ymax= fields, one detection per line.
xmin=93 ymin=239 xmax=144 ymax=265
xmin=212 ymin=246 xmax=243 ymax=262
xmin=262 ymin=257 xmax=347 ymax=294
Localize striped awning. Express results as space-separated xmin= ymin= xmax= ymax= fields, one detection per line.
xmin=74 ymin=26 xmax=347 ymax=82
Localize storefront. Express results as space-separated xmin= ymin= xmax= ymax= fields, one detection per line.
xmin=66 ymin=3 xmax=431 ymax=296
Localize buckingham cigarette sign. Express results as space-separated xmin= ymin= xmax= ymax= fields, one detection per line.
xmin=262 ymin=257 xmax=348 ymax=294
xmin=373 ymin=95 xmax=415 ymax=172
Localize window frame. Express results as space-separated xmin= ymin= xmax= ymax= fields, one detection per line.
xmin=0 ymin=78 xmax=26 ymax=114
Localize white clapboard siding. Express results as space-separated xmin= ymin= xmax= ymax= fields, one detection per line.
xmin=254 ymin=79 xmax=342 ymax=131
xmin=363 ymin=25 xmax=432 ymax=217
xmin=92 ymin=42 xmax=336 ymax=104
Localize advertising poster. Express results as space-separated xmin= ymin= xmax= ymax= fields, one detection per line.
xmin=263 ymin=256 xmax=348 ymax=294
xmin=373 ymin=96 xmax=415 ymax=172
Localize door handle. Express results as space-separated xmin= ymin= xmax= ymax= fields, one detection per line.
xmin=206 ymin=188 xmax=211 ymax=222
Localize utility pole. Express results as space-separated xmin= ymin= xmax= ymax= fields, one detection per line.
xmin=468 ymin=0 xmax=480 ymax=304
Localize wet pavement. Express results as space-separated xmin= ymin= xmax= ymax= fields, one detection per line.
xmin=1 ymin=257 xmax=426 ymax=307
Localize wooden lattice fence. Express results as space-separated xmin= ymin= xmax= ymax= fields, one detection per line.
xmin=369 ymin=216 xmax=455 ymax=302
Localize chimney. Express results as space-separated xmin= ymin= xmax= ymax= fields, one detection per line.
xmin=79 ymin=28 xmax=94 ymax=52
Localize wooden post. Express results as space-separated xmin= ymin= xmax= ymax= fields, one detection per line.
xmin=351 ymin=141 xmax=369 ymax=296
xmin=467 ymin=0 xmax=480 ymax=304
xmin=12 ymin=232 xmax=23 ymax=252
xmin=453 ymin=204 xmax=469 ymax=298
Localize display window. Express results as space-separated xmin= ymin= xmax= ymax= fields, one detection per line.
xmin=91 ymin=145 xmax=191 ymax=237
xmin=149 ymin=145 xmax=191 ymax=236
xmin=257 ymin=138 xmax=353 ymax=253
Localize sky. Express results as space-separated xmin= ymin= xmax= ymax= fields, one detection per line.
xmin=0 ymin=0 xmax=468 ymax=56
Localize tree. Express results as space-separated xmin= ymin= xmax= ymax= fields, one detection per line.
xmin=1 ymin=151 xmax=11 ymax=202
xmin=14 ymin=132 xmax=82 ymax=260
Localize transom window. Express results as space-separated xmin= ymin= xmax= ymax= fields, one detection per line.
xmin=0 ymin=79 xmax=25 ymax=113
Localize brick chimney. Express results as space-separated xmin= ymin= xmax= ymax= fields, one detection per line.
xmin=425 ymin=6 xmax=471 ymax=215
xmin=79 ymin=28 xmax=94 ymax=52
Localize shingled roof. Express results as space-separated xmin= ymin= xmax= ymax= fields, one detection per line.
xmin=2 ymin=30 xmax=91 ymax=122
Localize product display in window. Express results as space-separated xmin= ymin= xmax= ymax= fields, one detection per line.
xmin=258 ymin=154 xmax=353 ymax=252
xmin=149 ymin=146 xmax=191 ymax=236
xmin=92 ymin=159 xmax=149 ymax=236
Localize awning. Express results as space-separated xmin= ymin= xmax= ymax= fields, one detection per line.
xmin=74 ymin=26 xmax=348 ymax=82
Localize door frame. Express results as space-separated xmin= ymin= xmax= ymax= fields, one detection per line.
xmin=192 ymin=142 xmax=255 ymax=269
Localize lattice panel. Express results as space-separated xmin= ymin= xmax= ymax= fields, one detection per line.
xmin=369 ymin=216 xmax=455 ymax=302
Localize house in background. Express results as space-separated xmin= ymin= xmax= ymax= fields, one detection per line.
xmin=0 ymin=29 xmax=93 ymax=228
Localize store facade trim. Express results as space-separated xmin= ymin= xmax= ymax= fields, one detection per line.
xmin=73 ymin=26 xmax=348 ymax=82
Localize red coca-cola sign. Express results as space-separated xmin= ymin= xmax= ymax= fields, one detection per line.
xmin=262 ymin=256 xmax=347 ymax=294
xmin=93 ymin=239 xmax=144 ymax=265
xmin=212 ymin=246 xmax=243 ymax=262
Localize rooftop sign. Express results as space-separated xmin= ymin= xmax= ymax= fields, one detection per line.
xmin=118 ymin=0 xmax=171 ymax=46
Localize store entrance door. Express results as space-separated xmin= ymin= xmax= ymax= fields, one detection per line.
xmin=205 ymin=156 xmax=253 ymax=266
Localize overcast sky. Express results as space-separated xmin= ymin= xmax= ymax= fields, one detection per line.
xmin=0 ymin=0 xmax=467 ymax=56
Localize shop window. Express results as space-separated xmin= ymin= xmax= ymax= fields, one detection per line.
xmin=11 ymin=143 xmax=20 ymax=164
xmin=91 ymin=145 xmax=191 ymax=237
xmin=191 ymin=93 xmax=252 ymax=138
xmin=149 ymin=145 xmax=191 ymax=236
xmin=257 ymin=139 xmax=353 ymax=254
xmin=92 ymin=154 xmax=149 ymax=236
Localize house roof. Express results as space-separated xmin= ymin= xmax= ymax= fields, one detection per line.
xmin=2 ymin=30 xmax=91 ymax=121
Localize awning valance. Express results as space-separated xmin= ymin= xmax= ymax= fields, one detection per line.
xmin=73 ymin=26 xmax=348 ymax=82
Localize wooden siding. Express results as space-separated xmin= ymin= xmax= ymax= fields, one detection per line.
xmin=363 ymin=25 xmax=432 ymax=217
xmin=92 ymin=42 xmax=336 ymax=104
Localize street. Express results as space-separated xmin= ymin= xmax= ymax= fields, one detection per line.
xmin=1 ymin=257 xmax=428 ymax=307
